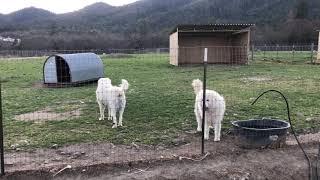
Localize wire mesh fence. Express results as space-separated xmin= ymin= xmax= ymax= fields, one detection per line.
xmin=251 ymin=44 xmax=318 ymax=64
xmin=0 ymin=46 xmax=319 ymax=178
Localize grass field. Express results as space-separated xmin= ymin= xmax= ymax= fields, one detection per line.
xmin=0 ymin=52 xmax=320 ymax=150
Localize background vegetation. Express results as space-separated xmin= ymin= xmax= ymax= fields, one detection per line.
xmin=0 ymin=0 xmax=320 ymax=50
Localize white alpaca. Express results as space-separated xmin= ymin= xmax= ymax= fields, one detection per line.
xmin=96 ymin=78 xmax=129 ymax=128
xmin=192 ymin=79 xmax=225 ymax=141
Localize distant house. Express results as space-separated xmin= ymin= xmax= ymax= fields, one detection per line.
xmin=169 ymin=24 xmax=254 ymax=66
xmin=0 ymin=36 xmax=21 ymax=47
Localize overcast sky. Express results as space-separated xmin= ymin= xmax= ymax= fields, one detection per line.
xmin=0 ymin=0 xmax=139 ymax=14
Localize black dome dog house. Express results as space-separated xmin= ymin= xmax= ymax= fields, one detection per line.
xmin=43 ymin=53 xmax=104 ymax=86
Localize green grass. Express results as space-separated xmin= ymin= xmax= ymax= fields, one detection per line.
xmin=1 ymin=53 xmax=320 ymax=150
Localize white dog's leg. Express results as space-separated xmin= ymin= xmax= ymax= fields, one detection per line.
xmin=214 ymin=121 xmax=221 ymax=142
xmin=118 ymin=97 xmax=126 ymax=127
xmin=101 ymin=106 xmax=106 ymax=120
xmin=107 ymin=107 xmax=112 ymax=120
xmin=214 ymin=110 xmax=224 ymax=142
xmin=118 ymin=108 xmax=124 ymax=127
xmin=204 ymin=117 xmax=210 ymax=140
xmin=98 ymin=101 xmax=105 ymax=121
xmin=195 ymin=102 xmax=202 ymax=132
xmin=111 ymin=109 xmax=117 ymax=128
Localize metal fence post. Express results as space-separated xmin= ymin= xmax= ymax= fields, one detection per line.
xmin=316 ymin=142 xmax=319 ymax=180
xmin=201 ymin=48 xmax=208 ymax=155
xmin=276 ymin=44 xmax=279 ymax=60
xmin=264 ymin=44 xmax=266 ymax=60
xmin=311 ymin=43 xmax=314 ymax=64
xmin=0 ymin=82 xmax=4 ymax=176
xmin=292 ymin=44 xmax=295 ymax=61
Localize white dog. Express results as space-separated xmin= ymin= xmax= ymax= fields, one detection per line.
xmin=96 ymin=78 xmax=129 ymax=128
xmin=96 ymin=78 xmax=112 ymax=121
xmin=192 ymin=79 xmax=225 ymax=141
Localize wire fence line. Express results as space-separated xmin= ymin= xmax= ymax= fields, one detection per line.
xmin=0 ymin=46 xmax=319 ymax=178
xmin=251 ymin=44 xmax=318 ymax=64
xmin=0 ymin=44 xmax=318 ymax=64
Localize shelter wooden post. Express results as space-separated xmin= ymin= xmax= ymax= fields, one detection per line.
xmin=317 ymin=32 xmax=320 ymax=64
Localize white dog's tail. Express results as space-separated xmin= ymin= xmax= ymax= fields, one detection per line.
xmin=120 ymin=79 xmax=129 ymax=92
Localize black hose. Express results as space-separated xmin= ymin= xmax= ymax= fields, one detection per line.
xmin=251 ymin=90 xmax=312 ymax=180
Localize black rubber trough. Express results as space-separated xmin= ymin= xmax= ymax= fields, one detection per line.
xmin=232 ymin=118 xmax=290 ymax=149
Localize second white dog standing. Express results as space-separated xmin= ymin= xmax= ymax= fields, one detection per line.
xmin=96 ymin=78 xmax=129 ymax=128
xmin=192 ymin=79 xmax=226 ymax=141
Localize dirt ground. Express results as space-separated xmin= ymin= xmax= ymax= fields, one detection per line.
xmin=2 ymin=132 xmax=319 ymax=180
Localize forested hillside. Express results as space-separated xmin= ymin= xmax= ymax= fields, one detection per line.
xmin=0 ymin=0 xmax=319 ymax=50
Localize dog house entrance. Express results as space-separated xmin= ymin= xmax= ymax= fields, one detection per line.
xmin=56 ymin=56 xmax=71 ymax=83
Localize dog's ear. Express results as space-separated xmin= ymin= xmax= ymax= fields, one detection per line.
xmin=192 ymin=80 xmax=195 ymax=87
xmin=192 ymin=79 xmax=202 ymax=87
xmin=192 ymin=79 xmax=199 ymax=87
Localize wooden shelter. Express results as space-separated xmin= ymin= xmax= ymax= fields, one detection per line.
xmin=169 ymin=24 xmax=254 ymax=66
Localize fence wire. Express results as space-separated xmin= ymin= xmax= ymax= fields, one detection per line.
xmin=0 ymin=46 xmax=319 ymax=179
xmin=252 ymin=44 xmax=318 ymax=64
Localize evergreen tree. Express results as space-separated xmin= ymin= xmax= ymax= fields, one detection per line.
xmin=295 ymin=0 xmax=308 ymax=19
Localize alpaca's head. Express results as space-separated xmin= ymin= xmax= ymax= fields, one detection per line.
xmin=192 ymin=79 xmax=203 ymax=95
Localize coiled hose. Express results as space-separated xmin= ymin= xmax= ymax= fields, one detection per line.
xmin=251 ymin=90 xmax=312 ymax=180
